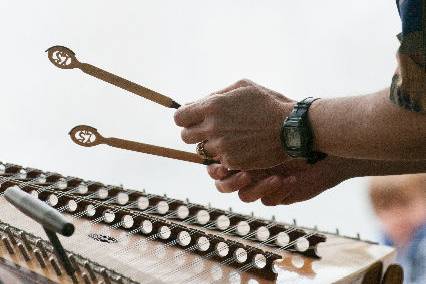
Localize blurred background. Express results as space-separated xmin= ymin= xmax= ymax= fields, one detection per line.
xmin=0 ymin=0 xmax=401 ymax=242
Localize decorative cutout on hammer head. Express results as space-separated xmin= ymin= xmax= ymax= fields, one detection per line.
xmin=46 ymin=45 xmax=79 ymax=69
xmin=69 ymin=125 xmax=103 ymax=147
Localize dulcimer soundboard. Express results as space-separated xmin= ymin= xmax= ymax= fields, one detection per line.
xmin=0 ymin=161 xmax=397 ymax=284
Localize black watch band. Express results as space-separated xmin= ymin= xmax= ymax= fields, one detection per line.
xmin=281 ymin=97 xmax=327 ymax=164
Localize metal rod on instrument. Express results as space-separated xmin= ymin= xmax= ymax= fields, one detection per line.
xmin=4 ymin=186 xmax=77 ymax=283
xmin=46 ymin=45 xmax=181 ymax=109
xmin=44 ymin=227 xmax=77 ymax=282
xmin=4 ymin=186 xmax=74 ymax=236
xmin=68 ymin=125 xmax=218 ymax=165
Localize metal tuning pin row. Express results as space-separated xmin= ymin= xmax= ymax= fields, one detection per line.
xmin=0 ymin=223 xmax=131 ymax=284
xmin=1 ymin=186 xmax=281 ymax=280
xmin=0 ymin=162 xmax=326 ymax=258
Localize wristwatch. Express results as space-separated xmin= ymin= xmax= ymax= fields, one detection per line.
xmin=280 ymin=97 xmax=327 ymax=164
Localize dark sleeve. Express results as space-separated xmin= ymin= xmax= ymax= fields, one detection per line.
xmin=390 ymin=0 xmax=426 ymax=113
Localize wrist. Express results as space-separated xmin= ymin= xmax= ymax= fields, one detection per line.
xmin=307 ymin=98 xmax=330 ymax=153
xmin=281 ymin=98 xmax=327 ymax=163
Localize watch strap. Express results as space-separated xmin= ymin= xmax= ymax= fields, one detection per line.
xmin=282 ymin=97 xmax=327 ymax=164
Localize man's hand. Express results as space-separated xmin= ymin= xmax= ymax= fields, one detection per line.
xmin=174 ymin=79 xmax=294 ymax=170
xmin=207 ymin=156 xmax=352 ymax=205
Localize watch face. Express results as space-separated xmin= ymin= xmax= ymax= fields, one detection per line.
xmin=285 ymin=127 xmax=301 ymax=148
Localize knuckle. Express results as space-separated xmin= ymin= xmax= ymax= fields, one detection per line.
xmin=215 ymin=138 xmax=227 ymax=151
xmin=173 ymin=110 xmax=183 ymax=126
xmin=205 ymin=121 xmax=218 ymax=135
xmin=238 ymin=191 xmax=253 ymax=203
xmin=261 ymin=198 xmax=278 ymax=206
xmin=180 ymin=129 xmax=191 ymax=143
xmin=206 ymin=97 xmax=222 ymax=113
xmin=221 ymin=156 xmax=237 ymax=170
xmin=215 ymin=181 xmax=226 ymax=193
xmin=245 ymin=85 xmax=259 ymax=94
xmin=237 ymin=78 xmax=253 ymax=86
xmin=207 ymin=165 xmax=217 ymax=178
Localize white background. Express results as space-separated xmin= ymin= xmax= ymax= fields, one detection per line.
xmin=0 ymin=0 xmax=401 ymax=241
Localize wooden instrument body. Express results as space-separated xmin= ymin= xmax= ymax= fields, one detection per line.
xmin=0 ymin=163 xmax=397 ymax=284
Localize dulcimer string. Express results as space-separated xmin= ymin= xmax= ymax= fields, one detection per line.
xmin=0 ymin=172 xmax=320 ymax=282
xmin=0 ymin=170 xmax=316 ymax=250
xmin=0 ymin=171 xmax=320 ymax=270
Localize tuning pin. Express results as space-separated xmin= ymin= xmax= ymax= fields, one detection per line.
xmin=69 ymin=254 xmax=81 ymax=273
xmin=84 ymin=261 xmax=97 ymax=281
xmin=293 ymin=219 xmax=297 ymax=226
xmin=49 ymin=256 xmax=62 ymax=276
xmin=250 ymin=212 xmax=254 ymax=217
xmin=356 ymin=233 xmax=361 ymax=240
xmin=314 ymin=225 xmax=318 ymax=231
xmin=1 ymin=236 xmax=15 ymax=254
xmin=185 ymin=198 xmax=190 ymax=203
xmin=335 ymin=228 xmax=340 ymax=235
xmin=19 ymin=231 xmax=32 ymax=252
xmin=33 ymin=249 xmax=46 ymax=268
xmin=228 ymin=207 xmax=233 ymax=212
xmin=4 ymin=226 xmax=17 ymax=245
xmin=17 ymin=242 xmax=31 ymax=261
xmin=100 ymin=268 xmax=112 ymax=284
xmin=271 ymin=215 xmax=276 ymax=221
xmin=142 ymin=189 xmax=146 ymax=193
xmin=35 ymin=239 xmax=48 ymax=258
xmin=81 ymin=273 xmax=91 ymax=284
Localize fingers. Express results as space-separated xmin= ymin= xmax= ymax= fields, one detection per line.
xmin=181 ymin=122 xmax=208 ymax=144
xmin=207 ymin=164 xmax=235 ymax=180
xmin=238 ymin=176 xmax=282 ymax=203
xmin=213 ymin=79 xmax=253 ymax=95
xmin=261 ymin=176 xmax=296 ymax=206
xmin=175 ymin=79 xmax=253 ymax=128
xmin=215 ymin=172 xmax=252 ymax=193
xmin=174 ymin=102 xmax=206 ymax=128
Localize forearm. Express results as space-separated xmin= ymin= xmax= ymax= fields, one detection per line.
xmin=309 ymin=88 xmax=426 ymax=160
xmin=343 ymin=158 xmax=426 ymax=178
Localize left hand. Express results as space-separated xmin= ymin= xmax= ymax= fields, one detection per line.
xmin=174 ymin=79 xmax=295 ymax=170
xmin=206 ymin=156 xmax=352 ymax=205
